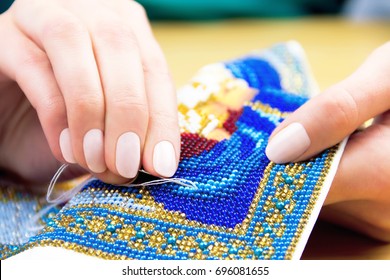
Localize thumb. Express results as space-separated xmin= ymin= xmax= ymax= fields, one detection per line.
xmin=266 ymin=42 xmax=390 ymax=163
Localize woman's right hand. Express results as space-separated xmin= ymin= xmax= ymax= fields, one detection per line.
xmin=0 ymin=0 xmax=180 ymax=187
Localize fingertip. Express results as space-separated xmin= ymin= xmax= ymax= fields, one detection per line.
xmin=152 ymin=140 xmax=178 ymax=178
xmin=265 ymin=122 xmax=311 ymax=163
xmin=59 ymin=128 xmax=77 ymax=164
xmin=115 ymin=132 xmax=141 ymax=179
xmin=83 ymin=129 xmax=107 ymax=174
xmin=141 ymin=107 xmax=180 ymax=178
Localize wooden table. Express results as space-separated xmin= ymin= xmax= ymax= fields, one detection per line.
xmin=153 ymin=17 xmax=390 ymax=260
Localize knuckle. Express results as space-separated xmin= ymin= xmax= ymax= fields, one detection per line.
xmin=94 ymin=20 xmax=137 ymax=50
xmin=37 ymin=94 xmax=65 ymax=115
xmin=15 ymin=50 xmax=49 ymax=82
xmin=110 ymin=92 xmax=148 ymax=114
xmin=130 ymin=102 xmax=149 ymax=118
xmin=69 ymin=93 xmax=104 ymax=113
xmin=149 ymin=109 xmax=179 ymax=130
xmin=19 ymin=50 xmax=48 ymax=69
xmin=143 ymin=51 xmax=170 ymax=76
xmin=324 ymin=86 xmax=359 ymax=129
xmin=130 ymin=1 xmax=147 ymax=17
xmin=42 ymin=15 xmax=87 ymax=41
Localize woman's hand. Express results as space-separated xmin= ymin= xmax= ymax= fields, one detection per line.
xmin=0 ymin=0 xmax=180 ymax=187
xmin=266 ymin=42 xmax=390 ymax=241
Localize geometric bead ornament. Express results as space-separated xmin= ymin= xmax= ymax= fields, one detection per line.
xmin=0 ymin=41 xmax=346 ymax=260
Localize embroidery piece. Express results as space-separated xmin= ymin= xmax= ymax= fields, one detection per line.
xmin=0 ymin=42 xmax=346 ymax=260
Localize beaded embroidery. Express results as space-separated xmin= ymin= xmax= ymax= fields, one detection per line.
xmin=0 ymin=42 xmax=345 ymax=260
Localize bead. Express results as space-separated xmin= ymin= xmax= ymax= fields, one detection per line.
xmin=254 ymin=248 xmax=263 ymax=257
xmin=167 ymin=236 xmax=176 ymax=245
xmin=136 ymin=231 xmax=146 ymax=239
xmin=229 ymin=247 xmax=238 ymax=254
xmin=276 ymin=201 xmax=285 ymax=210
xmin=199 ymin=242 xmax=208 ymax=250
xmin=106 ymin=225 xmax=116 ymax=233
xmin=285 ymin=176 xmax=294 ymax=184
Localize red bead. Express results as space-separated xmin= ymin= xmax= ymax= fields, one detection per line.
xmin=223 ymin=109 xmax=243 ymax=134
xmin=180 ymin=133 xmax=219 ymax=160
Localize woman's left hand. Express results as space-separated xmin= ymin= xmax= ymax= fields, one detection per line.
xmin=266 ymin=42 xmax=390 ymax=241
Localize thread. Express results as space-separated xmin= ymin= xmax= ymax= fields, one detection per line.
xmin=34 ymin=164 xmax=198 ymax=225
xmin=25 ymin=165 xmax=92 ymax=236
xmin=46 ymin=164 xmax=89 ymax=204
xmin=117 ymin=176 xmax=198 ymax=189
xmin=24 ymin=164 xmax=198 ymax=238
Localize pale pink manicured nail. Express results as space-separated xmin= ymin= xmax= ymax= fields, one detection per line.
xmin=59 ymin=128 xmax=76 ymax=164
xmin=116 ymin=132 xmax=140 ymax=178
xmin=83 ymin=129 xmax=106 ymax=173
xmin=153 ymin=141 xmax=177 ymax=177
xmin=265 ymin=123 xmax=311 ymax=163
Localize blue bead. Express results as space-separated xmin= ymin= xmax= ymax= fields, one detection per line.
xmin=264 ymin=226 xmax=273 ymax=234
xmin=47 ymin=221 xmax=56 ymax=227
xmin=167 ymin=237 xmax=176 ymax=245
xmin=106 ymin=224 xmax=116 ymax=233
xmin=229 ymin=247 xmax=238 ymax=254
xmin=276 ymin=201 xmax=285 ymax=210
xmin=199 ymin=242 xmax=208 ymax=250
xmin=136 ymin=231 xmax=145 ymax=239
xmin=285 ymin=176 xmax=294 ymax=184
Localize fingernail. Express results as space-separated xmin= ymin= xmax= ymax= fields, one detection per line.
xmin=83 ymin=129 xmax=106 ymax=173
xmin=153 ymin=141 xmax=177 ymax=177
xmin=116 ymin=132 xmax=140 ymax=178
xmin=266 ymin=122 xmax=311 ymax=163
xmin=60 ymin=128 xmax=76 ymax=163
xmin=59 ymin=128 xmax=76 ymax=164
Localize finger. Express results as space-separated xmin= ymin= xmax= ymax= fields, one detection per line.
xmin=85 ymin=9 xmax=148 ymax=180
xmin=120 ymin=2 xmax=180 ymax=177
xmin=266 ymin=42 xmax=390 ymax=163
xmin=325 ymin=115 xmax=390 ymax=205
xmin=13 ymin=4 xmax=107 ymax=173
xmin=320 ymin=200 xmax=390 ymax=242
xmin=0 ymin=14 xmax=68 ymax=164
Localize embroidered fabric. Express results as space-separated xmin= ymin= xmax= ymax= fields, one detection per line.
xmin=0 ymin=41 xmax=346 ymax=260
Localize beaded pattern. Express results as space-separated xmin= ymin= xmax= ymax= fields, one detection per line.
xmin=0 ymin=187 xmax=42 ymax=246
xmin=0 ymin=42 xmax=341 ymax=260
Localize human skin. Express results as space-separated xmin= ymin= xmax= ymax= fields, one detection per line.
xmin=0 ymin=0 xmax=389 ymax=242
xmin=0 ymin=0 xmax=180 ymax=187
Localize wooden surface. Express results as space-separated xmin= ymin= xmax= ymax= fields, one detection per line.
xmin=154 ymin=17 xmax=389 ymax=90
xmin=153 ymin=17 xmax=390 ymax=260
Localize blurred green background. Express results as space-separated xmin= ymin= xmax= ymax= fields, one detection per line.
xmin=0 ymin=0 xmax=345 ymax=18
